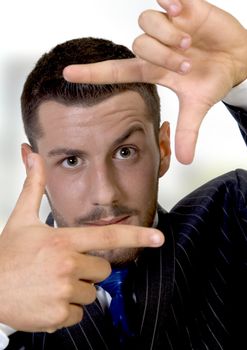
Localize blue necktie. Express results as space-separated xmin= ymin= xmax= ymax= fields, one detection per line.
xmin=98 ymin=267 xmax=134 ymax=345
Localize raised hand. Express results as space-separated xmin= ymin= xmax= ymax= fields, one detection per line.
xmin=63 ymin=0 xmax=247 ymax=164
xmin=0 ymin=152 xmax=164 ymax=332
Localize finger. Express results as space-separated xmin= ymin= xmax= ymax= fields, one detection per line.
xmin=64 ymin=58 xmax=145 ymax=84
xmin=157 ymin=0 xmax=183 ymax=17
xmin=133 ymin=34 xmax=191 ymax=73
xmin=175 ymin=99 xmax=209 ymax=164
xmin=70 ymin=254 xmax=111 ymax=283
xmin=138 ymin=10 xmax=191 ymax=49
xmin=58 ymin=304 xmax=84 ymax=329
xmin=70 ymin=280 xmax=97 ymax=306
xmin=11 ymin=153 xmax=46 ymax=223
xmin=40 ymin=304 xmax=84 ymax=333
xmin=60 ymin=225 xmax=165 ymax=252
xmin=63 ymin=57 xmax=189 ymax=85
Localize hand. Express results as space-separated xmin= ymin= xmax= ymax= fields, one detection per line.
xmin=63 ymin=0 xmax=247 ymax=164
xmin=0 ymin=153 xmax=164 ymax=332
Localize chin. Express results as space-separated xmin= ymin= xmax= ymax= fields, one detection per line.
xmin=88 ymin=247 xmax=143 ymax=267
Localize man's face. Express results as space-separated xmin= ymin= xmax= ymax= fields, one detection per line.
xmin=29 ymin=91 xmax=170 ymax=264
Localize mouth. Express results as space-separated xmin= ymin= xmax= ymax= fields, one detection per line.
xmin=84 ymin=215 xmax=130 ymax=226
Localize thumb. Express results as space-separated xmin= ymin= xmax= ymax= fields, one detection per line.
xmin=175 ymin=99 xmax=209 ymax=164
xmin=11 ymin=153 xmax=46 ymax=224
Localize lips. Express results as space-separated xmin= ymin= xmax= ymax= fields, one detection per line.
xmin=84 ymin=215 xmax=130 ymax=226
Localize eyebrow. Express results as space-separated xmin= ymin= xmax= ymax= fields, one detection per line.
xmin=47 ymin=148 xmax=86 ymax=158
xmin=111 ymin=125 xmax=145 ymax=148
xmin=47 ymin=125 xmax=145 ymax=158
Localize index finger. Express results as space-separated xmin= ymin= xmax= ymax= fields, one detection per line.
xmin=63 ymin=58 xmax=154 ymax=84
xmin=59 ymin=224 xmax=165 ymax=252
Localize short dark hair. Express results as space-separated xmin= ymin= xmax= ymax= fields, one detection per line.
xmin=21 ymin=37 xmax=160 ymax=149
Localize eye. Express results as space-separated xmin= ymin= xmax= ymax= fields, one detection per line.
xmin=114 ymin=146 xmax=137 ymax=160
xmin=61 ymin=156 xmax=82 ymax=169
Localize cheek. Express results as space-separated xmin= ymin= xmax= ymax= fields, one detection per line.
xmin=45 ymin=171 xmax=89 ymax=214
xmin=119 ymin=157 xmax=159 ymax=200
xmin=137 ymin=166 xmax=159 ymax=201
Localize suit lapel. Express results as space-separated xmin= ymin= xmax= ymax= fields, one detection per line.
xmin=133 ymin=207 xmax=175 ymax=349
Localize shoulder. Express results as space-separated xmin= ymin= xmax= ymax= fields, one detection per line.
xmin=170 ymin=169 xmax=247 ymax=214
xmin=158 ymin=169 xmax=247 ymax=246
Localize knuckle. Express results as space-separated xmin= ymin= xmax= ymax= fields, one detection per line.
xmin=49 ymin=235 xmax=65 ymax=249
xmin=171 ymin=30 xmax=184 ymax=47
xmin=48 ymin=235 xmax=70 ymax=256
xmin=60 ymin=282 xmax=74 ymax=300
xmin=55 ymin=305 xmax=70 ymax=326
xmin=90 ymin=257 xmax=111 ymax=283
xmin=35 ymin=176 xmax=45 ymax=190
xmin=59 ymin=306 xmax=84 ymax=328
xmin=111 ymin=61 xmax=120 ymax=84
xmin=73 ymin=307 xmax=84 ymax=324
xmin=84 ymin=284 xmax=97 ymax=304
xmin=78 ymin=307 xmax=84 ymax=322
xmin=47 ymin=306 xmax=68 ymax=329
xmin=61 ymin=256 xmax=77 ymax=274
xmin=23 ymin=174 xmax=44 ymax=193
xmin=22 ymin=177 xmax=34 ymax=196
xmin=132 ymin=36 xmax=142 ymax=55
xmin=90 ymin=285 xmax=97 ymax=301
xmin=102 ymin=260 xmax=112 ymax=279
xmin=159 ymin=49 xmax=175 ymax=68
xmin=67 ymin=307 xmax=84 ymax=327
xmin=138 ymin=10 xmax=149 ymax=29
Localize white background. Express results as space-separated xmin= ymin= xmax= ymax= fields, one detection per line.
xmin=0 ymin=0 xmax=246 ymax=230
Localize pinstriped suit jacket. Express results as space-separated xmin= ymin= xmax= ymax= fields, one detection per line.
xmin=8 ymin=104 xmax=247 ymax=349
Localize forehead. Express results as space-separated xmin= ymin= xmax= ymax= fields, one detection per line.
xmin=36 ymin=91 xmax=153 ymax=150
xmin=38 ymin=90 xmax=150 ymax=129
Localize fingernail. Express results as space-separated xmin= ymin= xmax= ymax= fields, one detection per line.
xmin=63 ymin=66 xmax=71 ymax=80
xmin=179 ymin=61 xmax=191 ymax=74
xmin=180 ymin=37 xmax=191 ymax=50
xmin=170 ymin=4 xmax=180 ymax=13
xmin=159 ymin=1 xmax=181 ymax=15
xmin=150 ymin=232 xmax=164 ymax=246
xmin=27 ymin=153 xmax=34 ymax=169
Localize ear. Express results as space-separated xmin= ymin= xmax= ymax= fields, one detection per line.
xmin=158 ymin=121 xmax=171 ymax=177
xmin=21 ymin=143 xmax=33 ymax=174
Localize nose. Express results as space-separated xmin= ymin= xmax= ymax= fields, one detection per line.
xmin=91 ymin=162 xmax=120 ymax=206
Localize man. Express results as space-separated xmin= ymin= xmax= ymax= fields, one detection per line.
xmin=1 ymin=0 xmax=247 ymax=349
